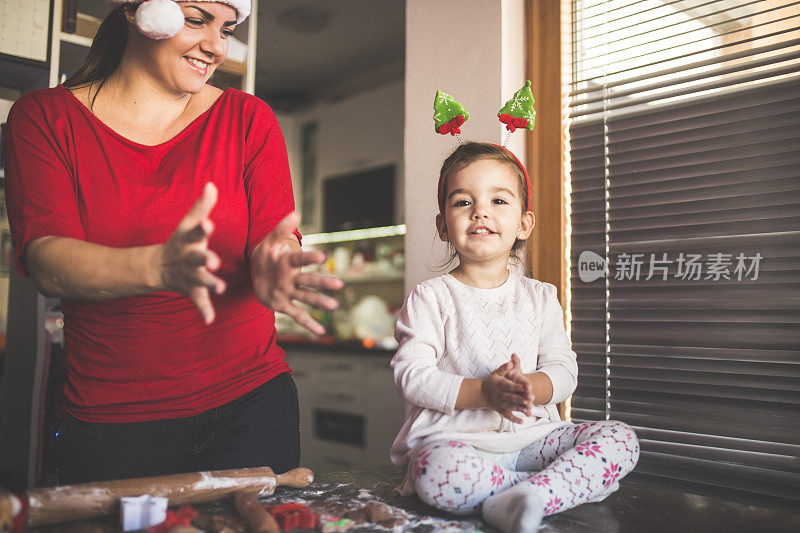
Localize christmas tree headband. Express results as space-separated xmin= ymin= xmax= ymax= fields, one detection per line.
xmin=434 ymin=81 xmax=535 ymax=212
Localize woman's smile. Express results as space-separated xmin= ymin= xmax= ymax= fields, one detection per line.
xmin=184 ymin=56 xmax=210 ymax=75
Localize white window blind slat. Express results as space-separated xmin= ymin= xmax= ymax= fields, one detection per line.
xmin=577 ymin=0 xmax=792 ymax=59
xmin=573 ymin=21 xmax=800 ymax=90
xmin=568 ymin=0 xmax=800 ymax=512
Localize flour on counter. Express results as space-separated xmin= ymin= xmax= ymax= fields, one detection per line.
xmin=255 ymin=481 xmax=489 ymax=532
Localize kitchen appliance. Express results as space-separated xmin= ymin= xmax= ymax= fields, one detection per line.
xmin=323 ymin=165 xmax=395 ymax=232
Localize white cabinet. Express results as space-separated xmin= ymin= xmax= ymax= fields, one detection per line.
xmin=287 ymin=348 xmax=406 ymax=474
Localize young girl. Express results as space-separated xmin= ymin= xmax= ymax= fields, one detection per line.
xmin=390 ymin=142 xmax=639 ymax=532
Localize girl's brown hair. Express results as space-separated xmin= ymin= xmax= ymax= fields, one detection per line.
xmin=437 ymin=142 xmax=529 ymax=216
xmin=436 ymin=141 xmax=532 ymax=263
xmin=63 ymin=7 xmax=129 ymax=108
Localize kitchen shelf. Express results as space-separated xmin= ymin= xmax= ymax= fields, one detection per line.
xmin=276 ymin=226 xmax=405 ymax=345
xmin=278 ymin=335 xmax=395 ymax=354
xmin=303 ymin=224 xmax=406 ymax=246
xmin=58 ymin=31 xmax=92 ymax=48
xmin=217 ymin=59 xmax=246 ymax=76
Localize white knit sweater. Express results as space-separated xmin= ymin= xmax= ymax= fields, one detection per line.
xmin=390 ymin=273 xmax=578 ymax=492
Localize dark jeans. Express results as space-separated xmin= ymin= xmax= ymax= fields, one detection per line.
xmin=58 ymin=372 xmax=300 ymax=484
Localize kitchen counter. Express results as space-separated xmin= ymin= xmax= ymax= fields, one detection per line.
xmin=278 ymin=336 xmax=396 ymax=356
xmin=29 ymin=465 xmax=800 ymax=532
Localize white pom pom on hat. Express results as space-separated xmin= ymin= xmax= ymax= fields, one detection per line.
xmin=108 ymin=0 xmax=251 ymax=40
xmin=133 ymin=0 xmax=183 ymax=39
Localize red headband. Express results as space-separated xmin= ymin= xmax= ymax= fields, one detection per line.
xmin=492 ymin=144 xmax=532 ymax=212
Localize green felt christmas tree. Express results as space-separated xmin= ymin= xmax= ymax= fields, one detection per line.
xmin=498 ymin=80 xmax=535 ymax=132
xmin=433 ymin=90 xmax=470 ymax=135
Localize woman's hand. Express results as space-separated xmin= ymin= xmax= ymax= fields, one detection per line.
xmin=156 ymin=182 xmax=226 ymax=325
xmin=250 ymin=211 xmax=343 ymax=336
xmin=482 ymin=354 xmax=534 ymax=423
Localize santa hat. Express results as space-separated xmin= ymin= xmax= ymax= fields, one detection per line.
xmin=108 ymin=0 xmax=251 ymax=40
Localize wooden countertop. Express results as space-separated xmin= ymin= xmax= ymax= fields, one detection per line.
xmin=29 ymin=465 xmax=800 ymax=532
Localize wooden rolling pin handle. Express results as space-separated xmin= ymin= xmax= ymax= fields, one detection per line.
xmin=276 ymin=468 xmax=314 ymax=488
xmin=233 ymin=491 xmax=280 ymax=533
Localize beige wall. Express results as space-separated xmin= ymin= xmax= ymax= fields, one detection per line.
xmin=723 ymin=0 xmax=800 ymax=51
xmin=404 ymin=0 xmax=526 ymax=293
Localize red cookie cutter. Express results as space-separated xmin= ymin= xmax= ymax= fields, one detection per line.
xmin=266 ymin=502 xmax=319 ymax=531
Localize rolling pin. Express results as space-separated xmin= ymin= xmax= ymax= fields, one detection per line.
xmin=3 ymin=466 xmax=313 ymax=528
xmin=233 ymin=491 xmax=280 ymax=533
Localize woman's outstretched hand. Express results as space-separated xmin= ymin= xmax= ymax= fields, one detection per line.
xmin=483 ymin=354 xmax=534 ymax=423
xmin=157 ymin=182 xmax=226 ymax=325
xmin=250 ymin=211 xmax=343 ymax=336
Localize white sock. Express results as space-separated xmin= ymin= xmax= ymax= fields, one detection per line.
xmin=481 ymin=482 xmax=545 ymax=533
xmin=586 ymin=481 xmax=619 ymax=503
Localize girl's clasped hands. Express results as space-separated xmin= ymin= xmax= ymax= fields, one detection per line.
xmin=482 ymin=354 xmax=535 ymax=424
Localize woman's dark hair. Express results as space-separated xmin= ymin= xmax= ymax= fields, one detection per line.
xmin=63 ymin=7 xmax=129 ymax=108
xmin=435 ymin=141 xmax=532 ymax=268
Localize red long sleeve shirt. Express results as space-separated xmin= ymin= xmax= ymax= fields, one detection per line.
xmin=4 ymin=86 xmax=295 ymax=422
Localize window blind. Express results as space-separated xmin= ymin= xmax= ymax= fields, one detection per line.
xmin=567 ymin=0 xmax=800 ymax=511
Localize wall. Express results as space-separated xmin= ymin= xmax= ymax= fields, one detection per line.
xmin=274 ymin=110 xmax=301 ymax=205
xmin=277 ymin=80 xmax=405 ymax=234
xmin=403 ymin=0 xmax=526 ymax=293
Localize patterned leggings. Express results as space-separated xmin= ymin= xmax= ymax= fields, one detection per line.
xmin=410 ymin=420 xmax=639 ymax=516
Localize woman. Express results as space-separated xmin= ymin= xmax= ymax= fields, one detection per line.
xmin=3 ymin=0 xmax=341 ymax=483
